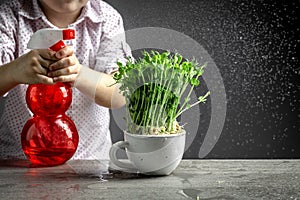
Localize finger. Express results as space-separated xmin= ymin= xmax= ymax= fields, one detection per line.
xmin=38 ymin=56 xmax=56 ymax=69
xmin=32 ymin=65 xmax=49 ymax=75
xmin=53 ymin=74 xmax=78 ymax=83
xmin=49 ymin=56 xmax=76 ymax=71
xmin=48 ymin=65 xmax=79 ymax=77
xmin=35 ymin=74 xmax=55 ymax=85
xmin=37 ymin=49 xmax=57 ymax=61
xmin=55 ymin=46 xmax=74 ymax=59
xmin=29 ymin=56 xmax=49 ymax=75
xmin=30 ymin=49 xmax=57 ymax=70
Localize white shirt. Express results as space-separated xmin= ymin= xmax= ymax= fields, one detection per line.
xmin=0 ymin=0 xmax=131 ymax=159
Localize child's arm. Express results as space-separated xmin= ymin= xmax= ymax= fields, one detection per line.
xmin=75 ymin=66 xmax=126 ymax=109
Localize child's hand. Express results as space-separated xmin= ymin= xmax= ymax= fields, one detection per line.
xmin=48 ymin=46 xmax=82 ymax=84
xmin=11 ymin=49 xmax=57 ymax=84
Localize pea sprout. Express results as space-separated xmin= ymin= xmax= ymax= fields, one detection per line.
xmin=113 ymin=51 xmax=210 ymax=135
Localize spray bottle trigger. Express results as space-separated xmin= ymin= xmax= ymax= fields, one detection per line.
xmin=50 ymin=40 xmax=66 ymax=51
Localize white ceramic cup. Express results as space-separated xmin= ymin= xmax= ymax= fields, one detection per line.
xmin=109 ymin=130 xmax=186 ymax=175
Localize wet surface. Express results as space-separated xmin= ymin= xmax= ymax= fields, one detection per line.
xmin=0 ymin=159 xmax=299 ymax=199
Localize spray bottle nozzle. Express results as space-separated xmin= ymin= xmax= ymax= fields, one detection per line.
xmin=63 ymin=29 xmax=75 ymax=40
xmin=27 ymin=28 xmax=76 ymax=51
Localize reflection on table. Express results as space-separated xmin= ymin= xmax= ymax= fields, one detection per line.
xmin=0 ymin=159 xmax=299 ymax=199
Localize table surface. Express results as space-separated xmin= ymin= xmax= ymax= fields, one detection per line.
xmin=0 ymin=159 xmax=299 ymax=200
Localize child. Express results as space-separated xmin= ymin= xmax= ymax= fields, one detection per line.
xmin=0 ymin=0 xmax=131 ymax=159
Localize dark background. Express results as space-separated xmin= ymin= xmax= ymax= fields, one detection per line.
xmin=106 ymin=0 xmax=300 ymax=159
xmin=0 ymin=0 xmax=299 ymax=159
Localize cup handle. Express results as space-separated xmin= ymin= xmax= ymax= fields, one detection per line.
xmin=109 ymin=141 xmax=136 ymax=171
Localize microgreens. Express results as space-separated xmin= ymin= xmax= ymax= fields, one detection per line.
xmin=113 ymin=50 xmax=210 ymax=135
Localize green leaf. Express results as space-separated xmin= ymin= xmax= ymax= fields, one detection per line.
xmin=117 ymin=61 xmax=123 ymax=68
xmin=190 ymin=78 xmax=200 ymax=86
xmin=198 ymin=91 xmax=211 ymax=103
xmin=176 ymin=54 xmax=183 ymax=64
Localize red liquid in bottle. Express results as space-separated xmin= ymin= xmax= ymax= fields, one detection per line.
xmin=26 ymin=82 xmax=72 ymax=116
xmin=21 ymin=83 xmax=79 ymax=166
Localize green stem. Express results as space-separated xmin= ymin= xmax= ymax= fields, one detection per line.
xmin=175 ymin=91 xmax=210 ymax=118
xmin=152 ymin=64 xmax=165 ymax=127
xmin=175 ymin=74 xmax=200 ymax=118
xmin=158 ymin=69 xmax=175 ymax=130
